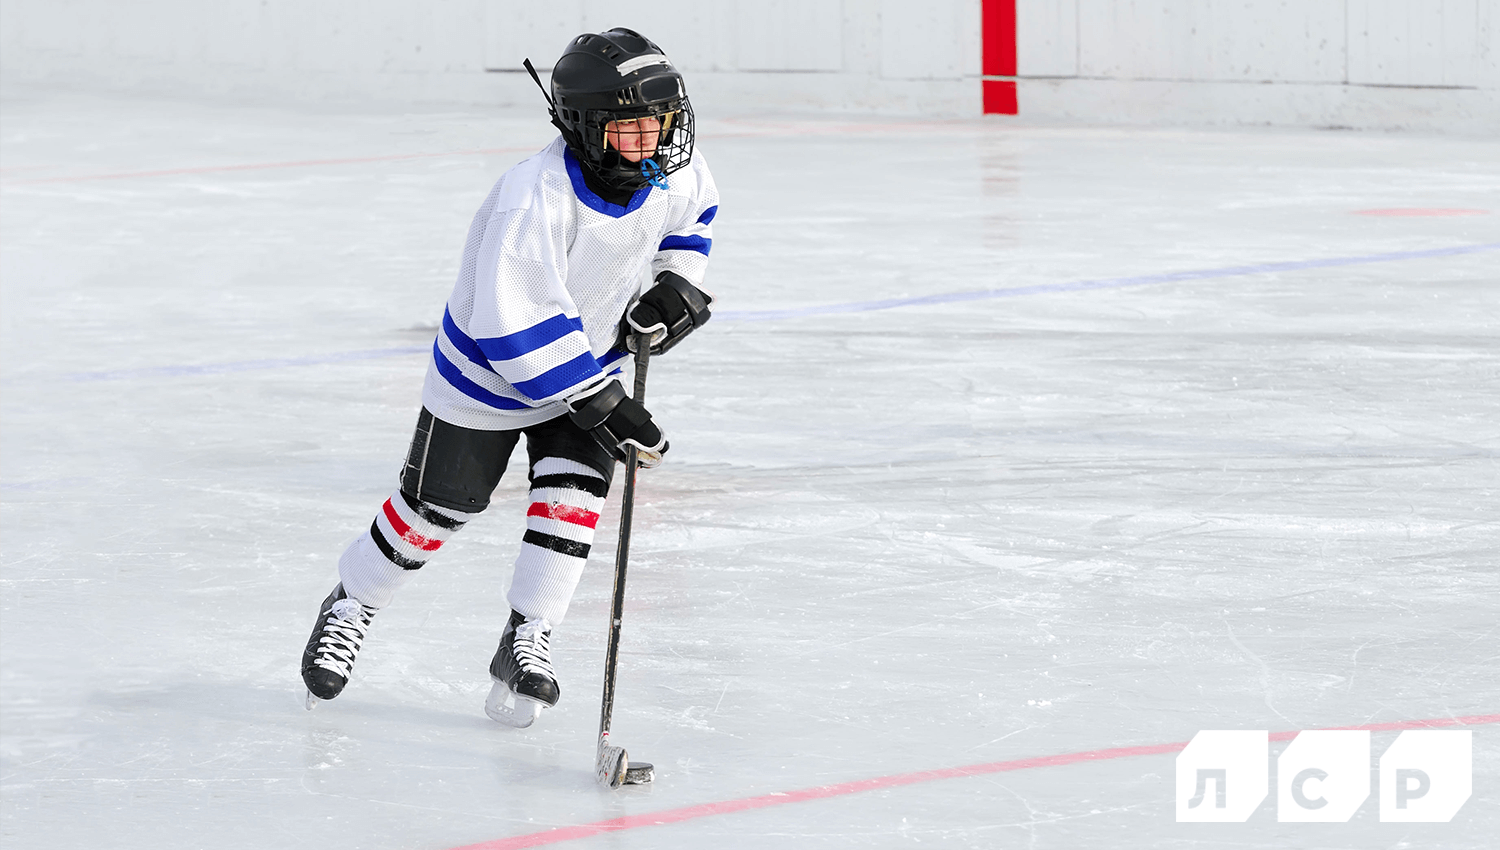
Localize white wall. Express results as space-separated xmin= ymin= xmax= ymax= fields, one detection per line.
xmin=2 ymin=0 xmax=1496 ymax=130
xmin=1016 ymin=0 xmax=1500 ymax=131
xmin=0 ymin=0 xmax=984 ymax=115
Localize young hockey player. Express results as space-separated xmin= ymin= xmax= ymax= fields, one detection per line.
xmin=300 ymin=27 xmax=717 ymax=727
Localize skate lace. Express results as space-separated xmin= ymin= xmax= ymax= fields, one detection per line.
xmin=313 ymin=598 xmax=376 ymax=677
xmin=513 ymin=618 xmax=555 ymax=679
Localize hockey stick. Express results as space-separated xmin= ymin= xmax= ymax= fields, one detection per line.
xmin=595 ymin=332 xmax=656 ymax=788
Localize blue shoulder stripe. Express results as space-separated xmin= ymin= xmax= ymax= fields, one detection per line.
xmin=431 ymin=341 xmax=530 ymax=410
xmin=697 ymin=205 xmax=718 ymax=225
xmin=442 ymin=308 xmax=496 ymax=373
xmin=477 ymin=313 xmax=586 ymax=362
xmin=659 ymin=234 xmax=712 ymax=255
xmin=512 ymin=351 xmax=604 ymax=401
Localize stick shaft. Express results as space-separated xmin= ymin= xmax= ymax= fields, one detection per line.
xmin=599 ymin=336 xmax=651 ymax=742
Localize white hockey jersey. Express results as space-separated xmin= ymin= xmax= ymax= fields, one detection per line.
xmin=422 ymin=136 xmax=718 ymax=430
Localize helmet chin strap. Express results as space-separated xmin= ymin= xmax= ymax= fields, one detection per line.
xmin=639 ymin=159 xmax=668 ymax=189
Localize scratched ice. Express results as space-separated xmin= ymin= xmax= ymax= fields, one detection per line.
xmin=2 ymin=88 xmax=1498 ymax=849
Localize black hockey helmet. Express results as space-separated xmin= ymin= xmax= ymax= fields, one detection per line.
xmin=524 ymin=28 xmax=694 ymax=192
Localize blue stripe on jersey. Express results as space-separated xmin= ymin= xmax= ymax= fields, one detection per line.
xmin=431 ymin=340 xmax=530 ymax=410
xmin=563 ymin=147 xmax=652 ymax=218
xmin=658 ymin=234 xmax=711 ymax=255
xmin=598 ymin=348 xmax=629 ymax=370
xmin=476 ymin=314 xmax=585 ymax=362
xmin=512 ymin=350 xmax=604 ymax=401
xmin=442 ymin=308 xmax=496 ymax=373
xmin=697 ymin=205 xmax=718 ymax=225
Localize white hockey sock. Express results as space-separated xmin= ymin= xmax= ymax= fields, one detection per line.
xmin=338 ymin=490 xmax=471 ymax=609
xmin=506 ymin=458 xmax=609 ymax=626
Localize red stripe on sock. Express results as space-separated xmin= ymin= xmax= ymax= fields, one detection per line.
xmin=382 ymin=499 xmax=444 ymax=551
xmin=527 ymin=502 xmax=601 ymax=529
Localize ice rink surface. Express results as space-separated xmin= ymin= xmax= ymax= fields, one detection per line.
xmin=2 ymin=86 xmax=1497 ymax=849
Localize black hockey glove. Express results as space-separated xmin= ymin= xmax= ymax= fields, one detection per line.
xmin=622 ymin=270 xmax=713 ymax=355
xmin=566 ymin=381 xmax=668 ymax=468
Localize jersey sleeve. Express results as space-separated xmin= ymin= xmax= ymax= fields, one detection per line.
xmin=466 ymin=203 xmax=605 ymax=405
xmin=651 ymin=157 xmax=718 ymax=288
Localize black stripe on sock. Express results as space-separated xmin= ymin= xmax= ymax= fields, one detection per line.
xmin=522 ymin=529 xmax=591 ymax=559
xmin=369 ymin=520 xmax=427 ymax=570
xmin=529 ymin=473 xmax=608 ymax=499
xmin=398 ymin=490 xmax=468 ymax=531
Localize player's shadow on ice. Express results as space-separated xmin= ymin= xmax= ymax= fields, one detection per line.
xmin=81 ymin=676 xmax=543 ymax=739
xmin=78 ymin=677 xmax=606 ymax=787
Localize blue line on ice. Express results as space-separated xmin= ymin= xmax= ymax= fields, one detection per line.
xmin=63 ymin=242 xmax=1499 ymax=382
xmin=66 ymin=346 xmax=429 ymax=382
xmin=714 ymin=242 xmax=1500 ymax=322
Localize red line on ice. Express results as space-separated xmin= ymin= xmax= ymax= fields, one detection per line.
xmin=446 ymin=713 xmax=1499 ymax=850
xmin=1353 ymin=208 xmax=1489 ymax=216
xmin=4 ymin=126 xmax=978 ymax=187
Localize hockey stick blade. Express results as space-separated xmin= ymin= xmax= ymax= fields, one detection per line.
xmin=595 ymin=740 xmax=628 ymax=788
xmin=596 ymin=732 xmax=655 ymax=788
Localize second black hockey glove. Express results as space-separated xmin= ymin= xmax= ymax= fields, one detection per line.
xmin=566 ymin=381 xmax=668 ymax=468
xmin=622 ymin=270 xmax=713 ymax=355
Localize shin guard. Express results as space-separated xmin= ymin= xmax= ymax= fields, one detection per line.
xmin=506 ymin=458 xmax=610 ymax=625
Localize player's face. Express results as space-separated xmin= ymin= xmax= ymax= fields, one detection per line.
xmin=603 ymin=115 xmax=663 ymax=163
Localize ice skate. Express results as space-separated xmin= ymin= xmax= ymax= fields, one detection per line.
xmin=301 ymin=584 xmax=377 ymax=709
xmin=485 ymin=610 xmax=558 ymax=728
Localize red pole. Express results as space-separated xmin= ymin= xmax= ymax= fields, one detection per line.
xmin=981 ymin=0 xmax=1018 ymax=114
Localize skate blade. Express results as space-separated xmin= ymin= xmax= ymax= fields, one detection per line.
xmin=305 ymin=691 xmax=322 ymax=711
xmin=485 ymin=679 xmax=544 ymax=728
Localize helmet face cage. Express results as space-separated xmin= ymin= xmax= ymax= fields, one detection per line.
xmin=572 ymin=99 xmax=695 ymax=191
